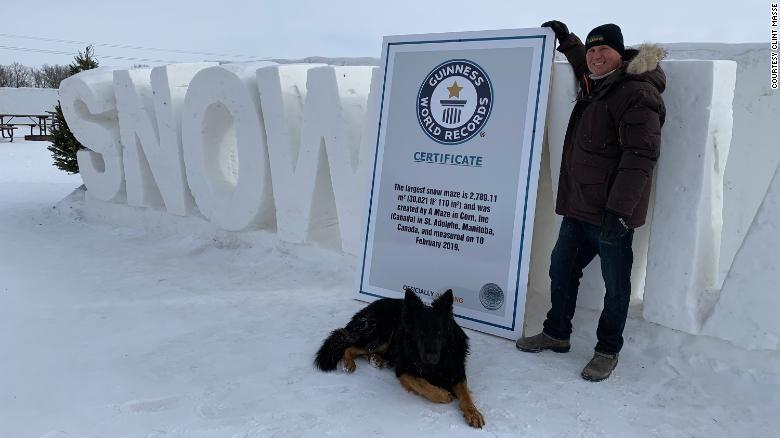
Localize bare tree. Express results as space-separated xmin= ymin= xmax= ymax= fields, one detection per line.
xmin=32 ymin=68 xmax=46 ymax=88
xmin=37 ymin=64 xmax=71 ymax=88
xmin=7 ymin=62 xmax=33 ymax=87
xmin=0 ymin=65 xmax=11 ymax=87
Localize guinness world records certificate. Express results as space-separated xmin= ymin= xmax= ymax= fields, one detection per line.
xmin=356 ymin=28 xmax=555 ymax=339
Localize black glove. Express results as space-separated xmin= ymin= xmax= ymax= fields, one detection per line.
xmin=541 ymin=20 xmax=570 ymax=41
xmin=600 ymin=211 xmax=629 ymax=241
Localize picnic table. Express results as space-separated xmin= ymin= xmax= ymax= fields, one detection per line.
xmin=0 ymin=124 xmax=19 ymax=142
xmin=0 ymin=113 xmax=58 ymax=141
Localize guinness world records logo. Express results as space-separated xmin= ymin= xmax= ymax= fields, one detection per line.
xmin=417 ymin=59 xmax=493 ymax=145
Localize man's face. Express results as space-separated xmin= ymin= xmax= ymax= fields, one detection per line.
xmin=586 ymin=45 xmax=622 ymax=76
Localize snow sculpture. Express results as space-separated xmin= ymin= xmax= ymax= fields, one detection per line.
xmin=57 ymin=55 xmax=780 ymax=350
xmin=181 ymin=62 xmax=277 ymax=231
xmin=114 ymin=68 xmax=163 ymax=209
xmin=662 ymin=44 xmax=780 ymax=291
xmin=60 ymin=68 xmax=124 ymax=202
xmin=643 ymin=61 xmax=737 ymax=333
xmin=702 ymin=162 xmax=780 ymax=350
xmin=256 ymin=65 xmax=374 ymax=253
xmin=256 ymin=64 xmax=328 ymax=243
xmin=114 ymin=63 xmax=216 ymax=215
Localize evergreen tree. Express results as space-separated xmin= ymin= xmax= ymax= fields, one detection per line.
xmin=48 ymin=46 xmax=99 ymax=174
xmin=47 ymin=104 xmax=82 ymax=173
xmin=69 ymin=45 xmax=99 ymax=75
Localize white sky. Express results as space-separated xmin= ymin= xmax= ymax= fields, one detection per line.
xmin=0 ymin=0 xmax=770 ymax=67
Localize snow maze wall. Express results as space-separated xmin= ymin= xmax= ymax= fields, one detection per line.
xmin=0 ymin=87 xmax=58 ymax=115
xmin=48 ymin=44 xmax=778 ymax=351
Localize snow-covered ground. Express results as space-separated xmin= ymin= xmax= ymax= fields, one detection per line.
xmin=1 ymin=139 xmax=779 ymax=438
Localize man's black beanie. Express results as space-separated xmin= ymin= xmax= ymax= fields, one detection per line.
xmin=585 ymin=24 xmax=625 ymax=56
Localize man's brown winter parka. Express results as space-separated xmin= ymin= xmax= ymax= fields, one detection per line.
xmin=555 ymin=34 xmax=666 ymax=228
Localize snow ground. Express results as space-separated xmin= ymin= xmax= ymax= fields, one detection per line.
xmin=1 ymin=139 xmax=779 ymax=438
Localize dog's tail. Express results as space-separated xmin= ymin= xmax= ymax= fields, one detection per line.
xmin=314 ymin=328 xmax=353 ymax=371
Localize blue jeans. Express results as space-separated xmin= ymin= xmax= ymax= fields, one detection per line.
xmin=542 ymin=216 xmax=634 ymax=354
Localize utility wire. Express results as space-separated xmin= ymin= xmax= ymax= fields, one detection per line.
xmin=0 ymin=32 xmax=268 ymax=60
xmin=0 ymin=45 xmax=181 ymax=64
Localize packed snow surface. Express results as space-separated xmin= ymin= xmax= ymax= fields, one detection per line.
xmin=1 ymin=139 xmax=778 ymax=437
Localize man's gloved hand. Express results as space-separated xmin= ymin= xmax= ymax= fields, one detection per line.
xmin=600 ymin=211 xmax=629 ymax=242
xmin=541 ymin=20 xmax=570 ymax=41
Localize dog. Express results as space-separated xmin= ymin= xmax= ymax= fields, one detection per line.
xmin=314 ymin=288 xmax=485 ymax=428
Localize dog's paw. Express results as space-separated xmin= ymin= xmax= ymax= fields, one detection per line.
xmin=462 ymin=405 xmax=486 ymax=428
xmin=341 ymin=359 xmax=357 ymax=373
xmin=368 ymin=354 xmax=386 ymax=368
xmin=429 ymin=389 xmax=454 ymax=404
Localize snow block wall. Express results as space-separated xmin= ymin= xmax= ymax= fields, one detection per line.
xmin=664 ymin=44 xmax=775 ymax=290
xmin=0 ymin=87 xmax=58 ymax=114
xmin=643 ymin=60 xmax=737 ymax=333
xmin=701 ymin=162 xmax=780 ymax=350
xmin=59 ymin=50 xmax=778 ymax=350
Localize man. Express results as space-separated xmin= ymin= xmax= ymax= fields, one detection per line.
xmin=516 ymin=22 xmax=666 ymax=381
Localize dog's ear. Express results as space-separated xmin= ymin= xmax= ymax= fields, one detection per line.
xmin=432 ymin=289 xmax=454 ymax=313
xmin=404 ymin=288 xmax=423 ymax=311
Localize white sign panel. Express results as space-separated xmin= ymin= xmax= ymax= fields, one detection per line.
xmin=356 ymin=28 xmax=555 ymax=339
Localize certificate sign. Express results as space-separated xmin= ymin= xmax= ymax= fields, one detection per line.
xmin=356 ymin=28 xmax=554 ymax=339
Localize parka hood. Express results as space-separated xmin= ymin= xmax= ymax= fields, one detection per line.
xmin=622 ymin=43 xmax=667 ymax=93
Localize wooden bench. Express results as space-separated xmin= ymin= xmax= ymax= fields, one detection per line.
xmin=11 ymin=123 xmax=41 ymax=136
xmin=0 ymin=124 xmax=19 ymax=142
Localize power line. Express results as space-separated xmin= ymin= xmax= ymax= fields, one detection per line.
xmin=0 ymin=45 xmax=181 ymax=64
xmin=0 ymin=32 xmax=269 ymax=60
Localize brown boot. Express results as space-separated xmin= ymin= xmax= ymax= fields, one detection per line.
xmin=515 ymin=332 xmax=571 ymax=353
xmin=581 ymin=351 xmax=618 ymax=381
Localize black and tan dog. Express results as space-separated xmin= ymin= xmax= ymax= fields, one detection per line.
xmin=314 ymin=288 xmax=485 ymax=428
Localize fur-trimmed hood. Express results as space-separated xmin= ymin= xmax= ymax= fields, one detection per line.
xmin=622 ymin=43 xmax=666 ymax=93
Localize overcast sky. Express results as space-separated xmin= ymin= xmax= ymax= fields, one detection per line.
xmin=1 ymin=0 xmax=770 ymax=67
